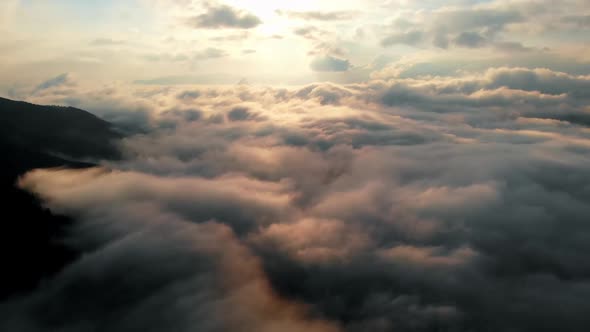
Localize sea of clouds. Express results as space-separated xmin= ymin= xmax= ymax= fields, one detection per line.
xmin=4 ymin=66 xmax=590 ymax=331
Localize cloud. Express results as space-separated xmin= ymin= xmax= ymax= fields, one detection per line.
xmin=33 ymin=73 xmax=73 ymax=93
xmin=378 ymin=245 xmax=477 ymax=268
xmin=193 ymin=47 xmax=228 ymax=60
xmin=454 ymin=31 xmax=488 ymax=48
xmin=293 ymin=26 xmax=325 ymax=40
xmin=141 ymin=48 xmax=228 ymax=63
xmin=380 ymin=30 xmax=424 ymax=47
xmin=561 ymin=15 xmax=590 ymax=28
xmin=227 ymin=106 xmax=260 ymax=122
xmin=380 ymin=6 xmax=525 ymax=49
xmin=5 ymin=169 xmax=338 ymax=332
xmin=432 ymin=8 xmax=523 ymax=34
xmin=188 ymin=4 xmax=261 ymax=29
xmin=2 ymin=0 xmax=590 ymax=88
xmin=9 ymin=64 xmax=590 ymax=331
xmin=250 ymin=218 xmax=371 ymax=263
xmin=310 ymin=56 xmax=351 ymax=72
xmin=277 ymin=10 xmax=358 ymax=21
xmin=494 ymin=41 xmax=533 ymax=53
xmin=176 ymin=90 xmax=201 ymax=101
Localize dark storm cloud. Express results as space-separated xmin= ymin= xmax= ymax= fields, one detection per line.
xmin=8 ymin=65 xmax=590 ymax=331
xmin=188 ymin=4 xmax=262 ymax=29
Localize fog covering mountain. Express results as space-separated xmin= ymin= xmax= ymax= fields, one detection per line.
xmin=2 ymin=75 xmax=590 ymax=331
xmin=0 ymin=97 xmax=121 ymax=298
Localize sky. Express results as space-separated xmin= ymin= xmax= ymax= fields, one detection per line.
xmin=1 ymin=0 xmax=589 ymax=89
xmin=3 ymin=1 xmax=590 ymax=332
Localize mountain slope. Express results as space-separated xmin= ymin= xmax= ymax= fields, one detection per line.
xmin=0 ymin=97 xmax=122 ymax=160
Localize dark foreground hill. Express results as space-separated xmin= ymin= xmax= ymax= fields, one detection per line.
xmin=0 ymin=97 xmax=122 ymax=299
xmin=0 ymin=97 xmax=121 ymax=160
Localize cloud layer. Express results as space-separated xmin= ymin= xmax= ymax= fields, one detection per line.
xmin=0 ymin=1 xmax=588 ymax=329
xmin=4 ymin=62 xmax=590 ymax=331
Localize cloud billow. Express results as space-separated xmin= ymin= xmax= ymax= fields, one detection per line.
xmin=188 ymin=4 xmax=261 ymax=29
xmin=5 ymin=64 xmax=590 ymax=331
xmin=310 ymin=55 xmax=351 ymax=72
xmin=380 ymin=6 xmax=525 ymax=50
xmin=33 ymin=73 xmax=72 ymax=93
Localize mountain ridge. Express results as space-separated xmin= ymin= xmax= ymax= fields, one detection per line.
xmin=0 ymin=96 xmax=122 ymax=161
xmin=0 ymin=97 xmax=122 ymax=299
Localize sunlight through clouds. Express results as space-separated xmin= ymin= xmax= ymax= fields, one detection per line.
xmin=1 ymin=1 xmax=590 ymax=331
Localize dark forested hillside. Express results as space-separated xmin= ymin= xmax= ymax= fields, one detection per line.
xmin=0 ymin=97 xmax=121 ymax=299
xmin=0 ymin=97 xmax=121 ymax=160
